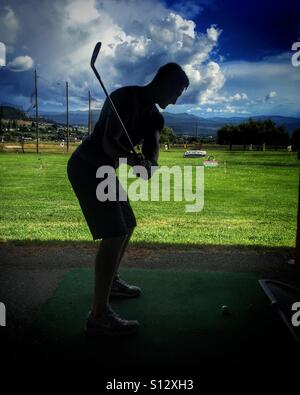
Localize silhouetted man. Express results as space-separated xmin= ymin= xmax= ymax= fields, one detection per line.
xmin=67 ymin=62 xmax=189 ymax=336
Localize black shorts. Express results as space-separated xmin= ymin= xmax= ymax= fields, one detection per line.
xmin=67 ymin=154 xmax=136 ymax=240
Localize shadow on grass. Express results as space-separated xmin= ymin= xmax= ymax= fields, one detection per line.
xmin=0 ymin=238 xmax=295 ymax=255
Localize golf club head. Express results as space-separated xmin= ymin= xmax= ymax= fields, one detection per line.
xmin=91 ymin=42 xmax=102 ymax=68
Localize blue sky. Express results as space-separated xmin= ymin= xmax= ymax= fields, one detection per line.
xmin=168 ymin=0 xmax=300 ymax=61
xmin=0 ymin=0 xmax=299 ymax=117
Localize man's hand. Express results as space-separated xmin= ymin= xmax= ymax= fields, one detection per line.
xmin=130 ymin=153 xmax=158 ymax=180
xmin=127 ymin=152 xmax=145 ymax=167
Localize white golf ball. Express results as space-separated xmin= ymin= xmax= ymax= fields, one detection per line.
xmin=221 ymin=305 xmax=230 ymax=315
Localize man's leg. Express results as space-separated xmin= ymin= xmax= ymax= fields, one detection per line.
xmin=87 ymin=231 xmax=140 ymax=336
xmin=111 ymin=227 xmax=142 ymax=298
xmin=114 ymin=227 xmax=135 ymax=275
xmin=92 ymin=234 xmax=127 ymax=318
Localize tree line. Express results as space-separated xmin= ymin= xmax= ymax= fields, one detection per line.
xmin=216 ymin=119 xmax=297 ymax=150
xmin=162 ymin=119 xmax=300 ymax=150
xmin=2 ymin=105 xmax=300 ymax=150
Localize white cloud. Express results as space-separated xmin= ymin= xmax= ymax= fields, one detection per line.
xmin=223 ymin=105 xmax=235 ymax=113
xmin=231 ymin=92 xmax=248 ymax=101
xmin=203 ymin=105 xmax=250 ymax=114
xmin=0 ymin=6 xmax=20 ymax=45
xmin=209 ymin=54 xmax=300 ymax=116
xmin=7 ymin=55 xmax=34 ymax=71
xmin=0 ymin=0 xmax=225 ymax=110
xmin=207 ymin=25 xmax=219 ymax=42
xmin=199 ymin=91 xmax=249 ymax=105
xmin=164 ymin=53 xmax=299 ymax=117
xmin=66 ymin=0 xmax=98 ymax=24
xmin=187 ymin=106 xmax=202 ymax=113
xmin=59 ymin=1 xmax=224 ymax=107
xmin=196 ymin=61 xmax=226 ymax=104
xmin=149 ymin=12 xmax=196 ymax=46
xmin=0 ymin=0 xmax=298 ymax=118
xmin=265 ymin=91 xmax=277 ymax=101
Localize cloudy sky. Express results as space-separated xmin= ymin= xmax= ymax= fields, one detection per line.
xmin=0 ymin=0 xmax=299 ymax=117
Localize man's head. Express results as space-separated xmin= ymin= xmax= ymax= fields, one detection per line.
xmin=151 ymin=63 xmax=189 ymax=109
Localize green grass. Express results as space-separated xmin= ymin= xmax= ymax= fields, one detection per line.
xmin=0 ymin=149 xmax=298 ymax=248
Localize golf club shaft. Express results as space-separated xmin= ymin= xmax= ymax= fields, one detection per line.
xmin=90 ymin=42 xmax=138 ymax=157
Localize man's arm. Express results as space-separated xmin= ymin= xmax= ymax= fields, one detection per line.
xmin=101 ymin=90 xmax=138 ymax=165
xmin=102 ymin=114 xmax=136 ymax=163
xmin=141 ymin=129 xmax=160 ymax=165
xmin=141 ymin=110 xmax=164 ymax=165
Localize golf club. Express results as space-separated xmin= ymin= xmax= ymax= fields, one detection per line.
xmin=90 ymin=42 xmax=139 ymax=158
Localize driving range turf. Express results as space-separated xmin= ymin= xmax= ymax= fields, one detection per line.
xmin=1 ymin=148 xmax=299 ymax=372
xmin=19 ymin=268 xmax=295 ymax=371
xmin=0 ymin=148 xmax=298 ymax=248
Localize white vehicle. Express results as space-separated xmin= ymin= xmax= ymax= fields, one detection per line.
xmin=183 ymin=150 xmax=207 ymax=158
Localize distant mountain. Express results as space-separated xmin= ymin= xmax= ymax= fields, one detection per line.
xmin=163 ymin=113 xmax=300 ymax=136
xmin=1 ymin=105 xmax=27 ymax=120
xmin=252 ymin=116 xmax=300 ymax=134
xmin=39 ymin=110 xmax=300 ymax=136
xmin=39 ymin=110 xmax=100 ymax=128
xmin=163 ymin=112 xmax=220 ymax=136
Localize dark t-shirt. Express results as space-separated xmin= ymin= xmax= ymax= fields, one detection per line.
xmin=73 ymin=85 xmax=164 ymax=167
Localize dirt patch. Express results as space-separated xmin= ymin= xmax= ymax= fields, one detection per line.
xmin=0 ymin=244 xmax=152 ymax=260
xmin=127 ymin=248 xmax=153 ymax=259
xmin=0 ymin=241 xmax=293 ymax=258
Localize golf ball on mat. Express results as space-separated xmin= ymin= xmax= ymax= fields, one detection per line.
xmin=221 ymin=305 xmax=230 ymax=315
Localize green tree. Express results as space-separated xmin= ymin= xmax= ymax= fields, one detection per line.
xmin=291 ymin=128 xmax=300 ymax=151
xmin=218 ymin=118 xmax=290 ymax=150
xmin=217 ymin=124 xmax=237 ymax=150
xmin=160 ymin=126 xmax=176 ymax=144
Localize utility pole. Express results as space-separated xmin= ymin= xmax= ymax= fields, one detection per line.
xmin=88 ymin=90 xmax=91 ymax=135
xmin=35 ymin=69 xmax=39 ymax=154
xmin=66 ymin=81 xmax=69 ymax=152
xmin=0 ymin=104 xmax=3 ymax=135
xmin=91 ymin=108 xmax=93 ymax=134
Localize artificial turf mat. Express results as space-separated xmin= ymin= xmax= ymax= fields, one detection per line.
xmin=28 ymin=268 xmax=296 ymax=371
